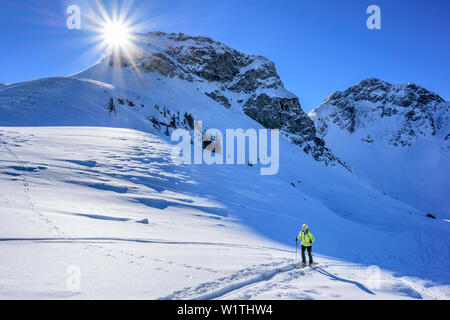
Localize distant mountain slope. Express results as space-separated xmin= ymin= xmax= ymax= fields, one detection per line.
xmin=309 ymin=78 xmax=450 ymax=218
xmin=0 ymin=77 xmax=152 ymax=130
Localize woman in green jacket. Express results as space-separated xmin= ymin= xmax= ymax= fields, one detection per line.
xmin=296 ymin=224 xmax=315 ymax=266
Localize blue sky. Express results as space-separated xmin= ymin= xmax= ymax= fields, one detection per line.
xmin=1 ymin=0 xmax=449 ymax=111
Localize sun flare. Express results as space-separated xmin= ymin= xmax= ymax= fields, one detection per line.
xmin=101 ymin=22 xmax=131 ymax=48
xmin=82 ymin=1 xmax=151 ymax=67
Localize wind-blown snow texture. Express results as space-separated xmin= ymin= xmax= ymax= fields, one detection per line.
xmin=0 ymin=33 xmax=449 ymax=299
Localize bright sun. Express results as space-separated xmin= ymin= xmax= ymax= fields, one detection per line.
xmin=102 ymin=22 xmax=131 ymax=48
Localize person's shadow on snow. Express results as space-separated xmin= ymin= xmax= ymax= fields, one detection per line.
xmin=314 ymin=267 xmax=375 ymax=295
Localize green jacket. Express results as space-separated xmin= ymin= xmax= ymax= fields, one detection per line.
xmin=297 ymin=230 xmax=315 ymax=247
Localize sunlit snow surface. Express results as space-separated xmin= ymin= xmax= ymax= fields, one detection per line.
xmin=0 ymin=33 xmax=449 ymax=299
xmin=1 ymin=127 xmax=449 ymax=299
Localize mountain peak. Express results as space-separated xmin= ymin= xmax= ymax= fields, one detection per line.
xmin=310 ymin=78 xmax=449 ymax=147
xmin=73 ymin=31 xmax=341 ymax=166
xmin=142 ymin=31 xmax=222 ymax=47
xmin=357 ymin=77 xmax=389 ymax=87
xmin=324 ymin=78 xmax=444 ymax=108
xmin=100 ymin=31 xmax=282 ymax=91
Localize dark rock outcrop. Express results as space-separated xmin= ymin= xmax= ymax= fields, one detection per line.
xmin=205 ymin=91 xmax=231 ymax=108
xmin=243 ymin=94 xmax=338 ymax=165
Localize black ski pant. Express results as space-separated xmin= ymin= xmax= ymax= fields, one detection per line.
xmin=301 ymin=245 xmax=313 ymax=264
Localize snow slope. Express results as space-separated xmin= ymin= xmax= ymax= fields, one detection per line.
xmin=0 ymin=33 xmax=449 ymax=299
xmin=1 ymin=127 xmax=449 ymax=299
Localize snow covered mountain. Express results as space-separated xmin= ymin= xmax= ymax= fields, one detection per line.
xmin=76 ymin=31 xmax=338 ymax=165
xmin=309 ymin=78 xmax=449 ymax=147
xmin=1 ymin=33 xmax=449 ymax=299
xmin=0 ymin=32 xmax=337 ymax=164
xmin=308 ymin=78 xmax=450 ymax=219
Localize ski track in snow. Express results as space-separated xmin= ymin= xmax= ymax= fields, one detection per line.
xmin=160 ymin=261 xmax=390 ymax=300
xmin=161 ymin=259 xmax=302 ymax=300
xmin=219 ymin=265 xmax=325 ymax=300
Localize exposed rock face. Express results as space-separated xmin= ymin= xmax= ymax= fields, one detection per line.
xmin=310 ymin=78 xmax=450 ymax=147
xmin=241 ymin=93 xmax=337 ymax=164
xmin=205 ymin=91 xmax=231 ymax=108
xmin=102 ymin=31 xmax=340 ymax=165
xmin=139 ymin=53 xmax=177 ymax=77
xmin=228 ymin=62 xmax=282 ymax=93
xmin=244 ymin=94 xmax=308 ymax=131
xmin=103 ymin=32 xmax=281 ymax=90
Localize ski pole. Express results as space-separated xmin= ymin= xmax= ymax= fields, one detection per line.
xmin=295 ymin=240 xmax=298 ymax=263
